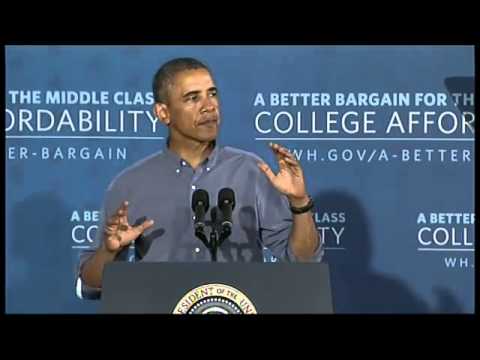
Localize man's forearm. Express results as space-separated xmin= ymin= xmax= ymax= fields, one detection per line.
xmin=288 ymin=196 xmax=321 ymax=261
xmin=80 ymin=244 xmax=119 ymax=288
xmin=289 ymin=212 xmax=320 ymax=261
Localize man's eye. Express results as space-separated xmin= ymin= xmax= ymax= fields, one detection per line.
xmin=188 ymin=94 xmax=198 ymax=101
xmin=209 ymin=91 xmax=217 ymax=97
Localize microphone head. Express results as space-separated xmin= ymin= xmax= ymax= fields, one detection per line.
xmin=192 ymin=189 xmax=210 ymax=212
xmin=218 ymin=188 xmax=235 ymax=210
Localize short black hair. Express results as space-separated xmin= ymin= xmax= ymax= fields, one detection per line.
xmin=152 ymin=57 xmax=211 ymax=104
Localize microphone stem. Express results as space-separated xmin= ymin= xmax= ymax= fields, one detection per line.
xmin=210 ymin=229 xmax=218 ymax=262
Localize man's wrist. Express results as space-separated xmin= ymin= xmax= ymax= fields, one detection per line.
xmin=288 ymin=195 xmax=310 ymax=208
xmin=288 ymin=195 xmax=314 ymax=215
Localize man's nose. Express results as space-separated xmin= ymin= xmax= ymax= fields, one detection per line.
xmin=201 ymin=96 xmax=216 ymax=112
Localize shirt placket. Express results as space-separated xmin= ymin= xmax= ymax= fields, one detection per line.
xmin=182 ymin=159 xmax=210 ymax=261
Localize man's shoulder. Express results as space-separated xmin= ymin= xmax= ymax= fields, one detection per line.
xmin=107 ymin=150 xmax=164 ymax=191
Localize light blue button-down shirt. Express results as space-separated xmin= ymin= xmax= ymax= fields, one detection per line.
xmin=77 ymin=143 xmax=323 ymax=298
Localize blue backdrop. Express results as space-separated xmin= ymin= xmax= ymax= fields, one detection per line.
xmin=5 ymin=45 xmax=475 ymax=313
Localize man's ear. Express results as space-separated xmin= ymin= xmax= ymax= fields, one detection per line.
xmin=154 ymin=103 xmax=170 ymax=126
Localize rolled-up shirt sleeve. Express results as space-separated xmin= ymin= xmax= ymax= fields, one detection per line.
xmin=255 ymin=164 xmax=324 ymax=263
xmin=75 ymin=249 xmax=102 ymax=300
xmin=285 ymin=232 xmax=324 ymax=262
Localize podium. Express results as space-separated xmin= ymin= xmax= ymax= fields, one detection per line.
xmin=100 ymin=262 xmax=333 ymax=314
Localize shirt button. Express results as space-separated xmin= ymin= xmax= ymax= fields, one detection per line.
xmin=206 ymin=167 xmax=211 ymax=172
xmin=191 ymin=185 xmax=196 ymax=190
xmin=192 ymin=215 xmax=196 ymax=220
xmin=194 ymin=247 xmax=200 ymax=253
xmin=181 ymin=161 xmax=187 ymax=166
xmin=175 ymin=169 xmax=180 ymax=174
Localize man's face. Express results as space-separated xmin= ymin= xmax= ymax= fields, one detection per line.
xmin=160 ymin=68 xmax=221 ymax=144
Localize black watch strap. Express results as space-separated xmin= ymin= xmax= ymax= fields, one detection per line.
xmin=290 ymin=196 xmax=314 ymax=214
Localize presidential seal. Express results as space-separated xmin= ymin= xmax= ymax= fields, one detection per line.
xmin=173 ymin=284 xmax=257 ymax=314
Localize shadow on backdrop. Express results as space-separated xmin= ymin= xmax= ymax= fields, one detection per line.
xmin=444 ymin=76 xmax=474 ymax=130
xmin=7 ymin=192 xmax=78 ymax=313
xmin=314 ymin=190 xmax=464 ymax=313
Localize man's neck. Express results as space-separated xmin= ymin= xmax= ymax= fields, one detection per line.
xmin=168 ymin=137 xmax=215 ymax=169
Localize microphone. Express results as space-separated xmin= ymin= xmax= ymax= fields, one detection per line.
xmin=218 ymin=188 xmax=235 ymax=231
xmin=192 ymin=189 xmax=209 ymax=231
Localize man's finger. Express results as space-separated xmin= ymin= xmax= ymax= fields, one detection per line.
xmin=118 ymin=224 xmax=129 ymax=231
xmin=270 ymin=142 xmax=291 ymax=155
xmin=106 ymin=216 xmax=121 ymax=227
xmin=115 ymin=201 xmax=129 ymax=216
xmin=276 ymin=144 xmax=289 ymax=154
xmin=268 ymin=143 xmax=284 ymax=164
xmin=104 ymin=226 xmax=116 ymax=236
xmin=269 ymin=142 xmax=282 ymax=151
xmin=269 ymin=142 xmax=295 ymax=165
xmin=105 ymin=237 xmax=121 ymax=252
xmin=281 ymin=149 xmax=296 ymax=160
xmin=120 ymin=201 xmax=129 ymax=225
xmin=279 ymin=159 xmax=288 ymax=171
xmin=132 ymin=219 xmax=155 ymax=236
xmin=257 ymin=162 xmax=276 ymax=183
xmin=105 ymin=232 xmax=122 ymax=246
xmin=283 ymin=156 xmax=299 ymax=167
xmin=283 ymin=157 xmax=302 ymax=176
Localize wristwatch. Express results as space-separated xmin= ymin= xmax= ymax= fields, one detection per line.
xmin=289 ymin=196 xmax=314 ymax=214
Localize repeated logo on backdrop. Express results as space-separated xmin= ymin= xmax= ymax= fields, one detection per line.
xmin=416 ymin=212 xmax=475 ymax=270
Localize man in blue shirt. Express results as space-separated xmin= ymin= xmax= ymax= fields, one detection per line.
xmin=79 ymin=57 xmax=323 ymax=294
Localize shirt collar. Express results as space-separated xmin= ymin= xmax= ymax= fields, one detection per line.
xmin=163 ymin=138 xmax=221 ymax=170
